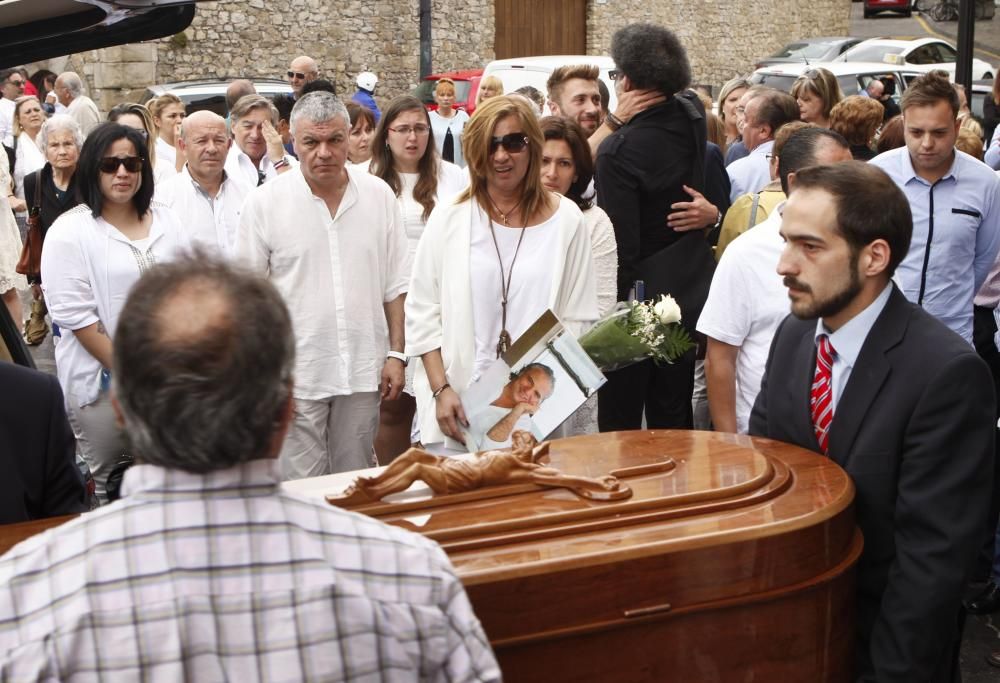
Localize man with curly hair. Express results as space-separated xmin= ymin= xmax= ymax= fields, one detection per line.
xmin=595 ymin=22 xmax=709 ymax=432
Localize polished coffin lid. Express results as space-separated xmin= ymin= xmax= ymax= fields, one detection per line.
xmin=305 ymin=430 xmax=859 ymax=643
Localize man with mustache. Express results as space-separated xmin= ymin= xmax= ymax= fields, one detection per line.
xmin=750 ymin=161 xmax=995 ymax=682
xmin=158 ymin=111 xmax=250 ymax=258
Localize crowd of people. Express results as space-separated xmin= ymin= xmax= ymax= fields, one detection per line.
xmin=2 ymin=19 xmax=1000 ymax=679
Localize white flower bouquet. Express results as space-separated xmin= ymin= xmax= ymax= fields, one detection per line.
xmin=578 ymin=295 xmax=695 ymax=372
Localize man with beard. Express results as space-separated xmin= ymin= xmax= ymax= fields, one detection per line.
xmin=546 ymin=65 xmax=603 ymax=136
xmin=750 ymin=161 xmax=995 ymax=682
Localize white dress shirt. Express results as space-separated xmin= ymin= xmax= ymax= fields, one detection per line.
xmin=40 ymin=203 xmax=191 ymax=408
xmin=157 ymin=167 xmax=251 ymax=258
xmin=224 ymin=145 xmax=298 ymax=188
xmin=0 ymin=98 xmax=14 ymax=144
xmin=727 ymin=139 xmax=774 ymax=203
xmin=155 ymin=136 xmax=177 ymax=170
xmin=237 ymin=166 xmax=408 ymax=400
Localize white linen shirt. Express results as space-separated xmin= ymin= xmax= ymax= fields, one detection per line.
xmin=224 ymin=145 xmax=298 ymax=188
xmin=157 ymin=167 xmax=251 ymax=258
xmin=727 ymin=139 xmax=774 ymax=203
xmin=40 ymin=203 xmax=191 ymax=408
xmin=237 ymin=166 xmax=408 ymax=400
xmin=0 ymin=98 xmax=13 ymax=143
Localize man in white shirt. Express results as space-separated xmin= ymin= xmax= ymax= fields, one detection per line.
xmin=158 ymin=111 xmax=250 ymax=258
xmin=224 ymin=94 xmax=297 ymax=187
xmin=53 ymin=72 xmax=100 ymax=137
xmin=726 ymin=88 xmax=798 ymax=203
xmin=0 ymin=69 xmax=25 ymax=143
xmin=238 ymin=92 xmax=409 ymax=479
xmin=698 ymin=126 xmax=853 ymax=433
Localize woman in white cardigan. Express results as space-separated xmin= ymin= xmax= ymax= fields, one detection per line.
xmin=406 ymin=96 xmax=598 ymax=449
xmin=41 ymin=123 xmax=190 ymax=502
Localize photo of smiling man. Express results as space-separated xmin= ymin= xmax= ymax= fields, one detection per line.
xmin=467 ymin=363 xmax=556 ymax=450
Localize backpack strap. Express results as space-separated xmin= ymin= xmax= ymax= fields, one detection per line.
xmin=747 ymin=192 xmax=762 ymax=230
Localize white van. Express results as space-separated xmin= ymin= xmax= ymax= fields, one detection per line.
xmin=481 ymin=55 xmax=618 ymax=114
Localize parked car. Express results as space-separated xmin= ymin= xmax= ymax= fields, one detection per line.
xmin=481 ymin=55 xmax=618 ymax=114
xmin=750 ymin=61 xmax=928 ymax=103
xmin=863 ymin=0 xmax=912 ymax=18
xmin=836 ymin=37 xmax=995 ymax=81
xmin=140 ymin=79 xmax=294 ymax=117
xmin=412 ymin=68 xmax=483 ymax=114
xmin=755 ymin=37 xmax=864 ymax=70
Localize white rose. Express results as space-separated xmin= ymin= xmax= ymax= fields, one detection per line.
xmin=653 ymin=295 xmax=682 ymax=325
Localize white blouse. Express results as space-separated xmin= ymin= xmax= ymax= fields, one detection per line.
xmin=41 ymin=203 xmax=191 ymax=408
xmin=397 ymin=161 xmax=467 ymax=274
xmin=7 ymin=133 xmax=45 ymax=213
xmin=428 ymin=109 xmax=470 ymax=168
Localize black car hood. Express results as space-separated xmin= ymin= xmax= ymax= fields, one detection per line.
xmin=0 ymin=1 xmax=199 ymax=68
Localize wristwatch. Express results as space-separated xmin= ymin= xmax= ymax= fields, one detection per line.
xmin=272 ymin=155 xmax=292 ymax=170
xmin=387 ymin=351 xmax=408 ymax=366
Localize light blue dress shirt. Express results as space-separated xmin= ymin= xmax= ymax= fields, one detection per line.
xmin=986 ymin=125 xmax=1000 ymax=171
xmin=815 ymin=282 xmax=893 ymax=410
xmin=870 ymin=147 xmax=1000 ymax=344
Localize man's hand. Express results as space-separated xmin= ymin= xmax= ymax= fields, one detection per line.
xmin=613 ymin=88 xmax=667 ymax=124
xmin=436 ymin=387 xmax=468 ymax=444
xmin=380 ymin=358 xmax=405 ymax=400
xmin=515 ymin=402 xmax=539 ymax=417
xmin=668 ymin=185 xmax=718 ymax=232
xmin=263 ymin=120 xmax=286 ymax=165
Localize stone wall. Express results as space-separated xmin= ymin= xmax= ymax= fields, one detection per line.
xmin=587 ymin=0 xmax=852 ymax=92
xmin=38 ymin=0 xmax=848 ymax=112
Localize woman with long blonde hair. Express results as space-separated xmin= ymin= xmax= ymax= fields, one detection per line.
xmin=405 ymin=96 xmax=598 ymax=450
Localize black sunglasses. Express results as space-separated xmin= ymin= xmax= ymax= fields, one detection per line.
xmin=609 ymin=69 xmax=620 ymax=82
xmin=98 ymin=156 xmax=144 ymax=174
xmin=489 ymin=133 xmax=529 ymax=154
xmin=287 ymin=70 xmax=307 ymax=80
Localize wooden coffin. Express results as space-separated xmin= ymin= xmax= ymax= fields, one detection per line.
xmin=331 ymin=430 xmax=861 ymax=683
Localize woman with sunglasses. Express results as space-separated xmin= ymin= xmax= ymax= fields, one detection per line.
xmin=406 ymin=96 xmax=598 ymax=450
xmin=368 ymin=95 xmax=467 ymax=459
xmin=790 ymin=67 xmax=843 ymax=129
xmin=40 ymin=123 xmax=190 ymax=503
xmin=108 ymin=102 xmax=175 ymax=187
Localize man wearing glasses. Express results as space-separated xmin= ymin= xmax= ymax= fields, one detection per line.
xmin=287 ymin=56 xmax=319 ymax=100
xmin=0 ymin=69 xmax=25 ymax=143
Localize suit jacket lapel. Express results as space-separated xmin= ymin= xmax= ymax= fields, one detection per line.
xmin=828 ymin=287 xmax=908 ymax=464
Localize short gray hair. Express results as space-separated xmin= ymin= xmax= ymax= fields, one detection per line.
xmin=37 ymin=114 xmax=83 ymax=153
xmin=290 ymin=91 xmax=349 ymax=135
xmin=60 ymin=72 xmax=84 ymax=98
xmin=229 ymin=94 xmax=279 ymax=127
xmin=112 ymin=251 xmax=296 ymax=473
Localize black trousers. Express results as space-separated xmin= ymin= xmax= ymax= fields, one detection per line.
xmin=597 ymin=356 xmax=695 ymax=431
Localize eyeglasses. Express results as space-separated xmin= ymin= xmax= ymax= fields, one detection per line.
xmin=287 ymin=71 xmax=308 ymax=80
xmin=6 ymin=78 xmax=24 ymax=87
xmin=765 ymin=154 xmax=777 ymax=162
xmin=388 ymin=124 xmax=430 ymax=136
xmin=489 ymin=132 xmax=529 ymax=154
xmin=608 ymin=69 xmax=620 ymax=82
xmin=98 ymin=156 xmax=144 ymax=174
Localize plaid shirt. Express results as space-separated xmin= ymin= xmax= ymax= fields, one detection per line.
xmin=0 ymin=460 xmax=501 ymax=682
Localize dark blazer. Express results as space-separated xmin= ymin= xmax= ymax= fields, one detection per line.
xmin=750 ymin=285 xmax=995 ymax=682
xmin=0 ymin=362 xmax=87 ymax=524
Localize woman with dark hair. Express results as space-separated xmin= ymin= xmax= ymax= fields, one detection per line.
xmin=406 ymin=96 xmax=598 ymax=450
xmin=876 ymin=114 xmax=905 ymax=154
xmin=368 ymin=95 xmax=467 ymax=459
xmin=539 ymin=116 xmax=617 ymax=436
xmin=40 ymin=122 xmax=190 ymax=503
xmin=346 ymin=102 xmax=376 ymax=168
xmin=29 ymin=70 xmax=57 ymax=112
xmin=108 ymin=102 xmax=174 ymax=186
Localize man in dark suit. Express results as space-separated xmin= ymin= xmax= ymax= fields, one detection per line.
xmin=0 ymin=361 xmax=87 ymax=523
xmin=750 ymin=162 xmax=995 ymax=682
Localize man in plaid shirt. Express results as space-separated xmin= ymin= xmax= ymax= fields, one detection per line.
xmin=0 ymin=253 xmax=501 ymax=682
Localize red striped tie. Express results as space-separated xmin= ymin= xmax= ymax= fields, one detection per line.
xmin=811 ymin=334 xmax=835 ymax=454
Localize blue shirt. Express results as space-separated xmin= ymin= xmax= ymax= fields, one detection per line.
xmin=816 ymin=282 xmax=892 ymax=410
xmin=870 ymin=147 xmax=1000 ymax=343
xmin=986 ymin=124 xmax=1000 ymax=171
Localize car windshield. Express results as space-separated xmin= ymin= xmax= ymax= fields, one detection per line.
xmin=748 ymin=73 xmax=798 ymax=92
xmin=844 ymin=44 xmax=905 ymax=63
xmin=770 ymin=41 xmax=839 ymax=59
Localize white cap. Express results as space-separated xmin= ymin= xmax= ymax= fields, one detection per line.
xmin=356 ymin=72 xmax=378 ymax=91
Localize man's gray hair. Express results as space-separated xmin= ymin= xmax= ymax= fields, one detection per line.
xmin=37 ymin=114 xmax=83 ymax=152
xmin=60 ymin=72 xmax=84 ymax=98
xmin=112 ymin=251 xmax=296 ymax=473
xmin=290 ymin=91 xmax=349 ymax=135
xmin=229 ymin=94 xmax=279 ymax=127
